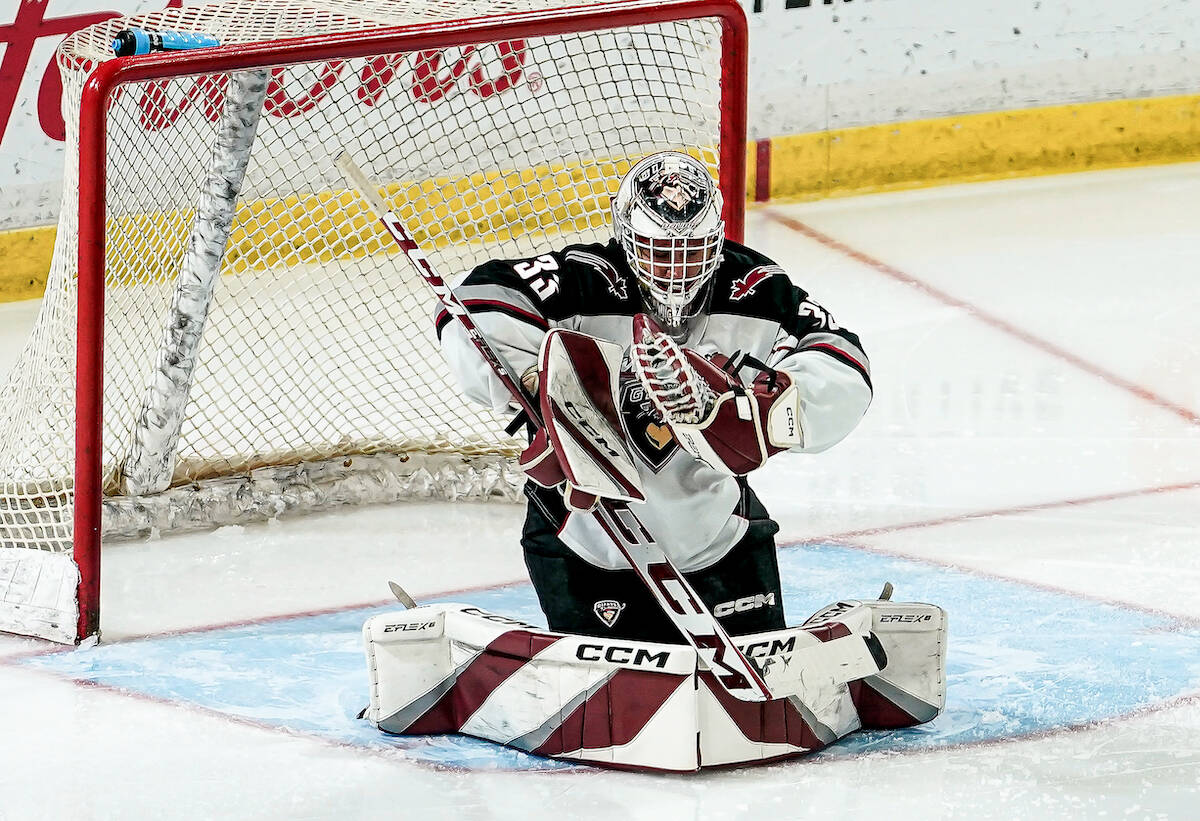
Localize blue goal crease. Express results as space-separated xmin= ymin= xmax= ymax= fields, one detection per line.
xmin=18 ymin=542 xmax=1200 ymax=772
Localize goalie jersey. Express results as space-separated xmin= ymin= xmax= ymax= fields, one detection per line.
xmin=436 ymin=238 xmax=872 ymax=572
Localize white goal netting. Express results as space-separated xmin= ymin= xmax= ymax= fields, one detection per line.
xmin=0 ymin=0 xmax=732 ymax=641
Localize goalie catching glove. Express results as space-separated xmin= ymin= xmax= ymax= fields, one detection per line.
xmin=632 ymin=313 xmax=803 ymax=476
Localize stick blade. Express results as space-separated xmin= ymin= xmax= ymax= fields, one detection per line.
xmin=335 ymin=150 xmax=388 ymax=216
xmin=388 ymin=580 xmax=417 ymax=609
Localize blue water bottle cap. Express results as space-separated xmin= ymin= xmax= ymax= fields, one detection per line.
xmin=112 ymin=28 xmax=152 ymax=57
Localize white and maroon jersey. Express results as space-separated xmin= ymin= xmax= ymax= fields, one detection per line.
xmin=436 ymin=238 xmax=872 ymax=572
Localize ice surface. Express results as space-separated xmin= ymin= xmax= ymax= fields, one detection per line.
xmin=15 ymin=545 xmax=1200 ymax=771
xmin=3 ymin=163 xmax=1200 ymax=818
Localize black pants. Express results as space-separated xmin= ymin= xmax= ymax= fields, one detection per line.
xmin=521 ymin=482 xmax=786 ymax=643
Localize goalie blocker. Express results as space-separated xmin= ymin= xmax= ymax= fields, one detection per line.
xmin=362 ymin=595 xmax=946 ymax=772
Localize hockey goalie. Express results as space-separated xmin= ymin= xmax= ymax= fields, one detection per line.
xmin=360 ymin=151 xmax=946 ymax=771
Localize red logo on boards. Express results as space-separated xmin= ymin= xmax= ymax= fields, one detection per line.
xmin=135 ymin=43 xmax=530 ymax=132
xmin=0 ymin=0 xmax=155 ymax=144
xmin=0 ymin=0 xmax=529 ymax=144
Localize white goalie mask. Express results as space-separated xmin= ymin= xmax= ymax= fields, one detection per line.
xmin=612 ymin=152 xmax=725 ymax=330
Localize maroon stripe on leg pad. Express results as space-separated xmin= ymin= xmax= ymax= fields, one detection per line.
xmin=533 ymin=668 xmax=689 ymax=756
xmin=403 ymin=630 xmax=563 ymax=734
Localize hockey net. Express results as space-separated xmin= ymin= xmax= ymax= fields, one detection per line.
xmin=0 ymin=0 xmax=745 ymax=643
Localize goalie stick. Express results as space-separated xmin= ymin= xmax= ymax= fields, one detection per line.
xmin=388 ymin=580 xmax=417 ymax=609
xmin=336 ymin=152 xmax=878 ymax=703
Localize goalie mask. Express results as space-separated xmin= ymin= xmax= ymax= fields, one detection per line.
xmin=612 ymin=152 xmax=725 ymax=331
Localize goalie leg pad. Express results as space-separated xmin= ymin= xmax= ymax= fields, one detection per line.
xmin=803 ymin=596 xmax=947 ymax=728
xmin=364 ymin=603 xmax=703 ymax=771
xmin=363 ymin=600 xmax=946 ymax=770
xmin=852 ymin=601 xmax=948 ymax=728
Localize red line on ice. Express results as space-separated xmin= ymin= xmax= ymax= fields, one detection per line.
xmin=762 ymin=210 xmax=1200 ymax=427
xmin=780 ymin=479 xmax=1200 ymax=626
xmin=800 ymin=480 xmax=1200 ymax=543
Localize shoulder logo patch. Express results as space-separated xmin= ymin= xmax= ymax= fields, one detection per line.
xmin=565 ymin=250 xmax=629 ymax=301
xmin=730 ymin=265 xmax=783 ymax=301
xmin=593 ymin=599 xmax=626 ymax=628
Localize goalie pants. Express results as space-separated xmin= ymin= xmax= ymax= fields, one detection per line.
xmin=521 ymin=481 xmax=787 ymax=643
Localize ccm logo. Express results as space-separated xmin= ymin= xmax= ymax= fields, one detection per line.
xmin=714 ymin=592 xmax=776 ymax=618
xmin=382 ymin=621 xmax=437 ymax=633
xmin=739 ymin=636 xmax=796 ymax=659
xmin=562 ymin=400 xmax=622 ymax=460
xmin=879 ymin=613 xmax=933 ymax=624
xmin=805 ymin=600 xmax=856 ymax=625
xmin=576 ymin=644 xmax=671 ymax=669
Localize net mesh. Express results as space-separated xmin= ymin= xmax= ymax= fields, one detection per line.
xmin=0 ymin=0 xmax=724 ymax=569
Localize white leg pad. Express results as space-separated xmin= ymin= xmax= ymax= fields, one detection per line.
xmin=362 ymin=599 xmax=947 ymax=770
xmin=857 ymin=601 xmax=948 ymax=727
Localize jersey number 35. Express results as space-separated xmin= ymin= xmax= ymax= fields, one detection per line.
xmin=514 ymin=254 xmax=561 ymax=300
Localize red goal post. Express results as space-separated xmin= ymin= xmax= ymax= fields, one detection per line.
xmin=6 ymin=0 xmax=747 ymax=644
